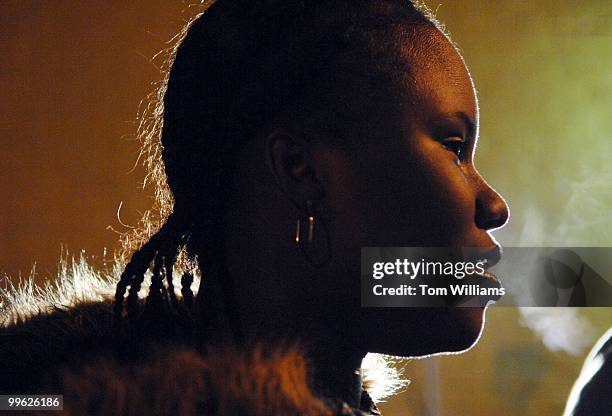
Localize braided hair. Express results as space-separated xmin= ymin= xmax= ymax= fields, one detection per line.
xmin=114 ymin=0 xmax=436 ymax=339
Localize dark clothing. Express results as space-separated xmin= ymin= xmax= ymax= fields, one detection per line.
xmin=564 ymin=328 xmax=612 ymax=416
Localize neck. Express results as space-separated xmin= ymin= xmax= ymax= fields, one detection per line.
xmin=308 ymin=343 xmax=366 ymax=409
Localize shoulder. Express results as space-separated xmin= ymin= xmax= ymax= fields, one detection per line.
xmin=0 ymin=298 xmax=117 ymax=391
xmin=0 ymin=259 xmax=121 ymax=391
xmin=0 ymin=258 xmax=195 ymax=392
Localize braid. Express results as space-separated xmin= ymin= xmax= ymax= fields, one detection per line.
xmin=164 ymin=251 xmax=180 ymax=311
xmin=147 ymin=250 xmax=166 ymax=308
xmin=181 ymin=271 xmax=195 ymax=307
xmin=113 ymin=213 xmax=189 ymax=327
xmin=114 ymin=231 xmax=163 ymax=327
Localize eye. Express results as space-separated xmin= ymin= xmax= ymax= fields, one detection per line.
xmin=441 ymin=137 xmax=467 ymax=162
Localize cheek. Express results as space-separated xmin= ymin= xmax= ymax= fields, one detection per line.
xmin=402 ymin=139 xmax=475 ymax=241
xmin=421 ymin=167 xmax=474 ymax=232
xmin=322 ymin=155 xmax=369 ymax=245
xmin=323 ymin=137 xmax=476 ymax=249
xmin=351 ymin=144 xmax=474 ymax=246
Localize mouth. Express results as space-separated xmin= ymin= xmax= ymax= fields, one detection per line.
xmin=464 ymin=268 xmax=501 ymax=288
xmin=476 ymin=269 xmax=499 ymax=284
xmin=455 ymin=246 xmax=504 ymax=305
xmin=464 ymin=245 xmax=502 ymax=282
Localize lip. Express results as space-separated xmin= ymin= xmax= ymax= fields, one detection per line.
xmin=476 ymin=269 xmax=499 ymax=284
xmin=474 ymin=245 xmax=502 ymax=268
xmin=464 ymin=245 xmax=503 ymax=285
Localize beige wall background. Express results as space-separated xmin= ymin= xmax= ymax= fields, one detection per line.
xmin=1 ymin=1 xmax=191 ymax=279
xmin=1 ymin=1 xmax=610 ymax=415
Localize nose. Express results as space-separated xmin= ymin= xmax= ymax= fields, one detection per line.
xmin=475 ymin=180 xmax=509 ymax=231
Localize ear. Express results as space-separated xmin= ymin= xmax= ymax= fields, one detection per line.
xmin=266 ymin=130 xmax=324 ymax=210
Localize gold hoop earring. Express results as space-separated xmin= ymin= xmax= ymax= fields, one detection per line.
xmin=294 ymin=200 xmax=331 ymax=267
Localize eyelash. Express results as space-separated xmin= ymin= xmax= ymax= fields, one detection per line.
xmin=441 ymin=137 xmax=467 ymax=161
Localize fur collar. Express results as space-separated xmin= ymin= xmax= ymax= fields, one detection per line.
xmin=0 ymin=256 xmax=407 ymax=411
xmin=60 ymin=344 xmax=377 ymax=415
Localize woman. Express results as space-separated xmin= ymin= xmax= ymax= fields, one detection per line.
xmin=0 ymin=0 xmax=508 ymax=414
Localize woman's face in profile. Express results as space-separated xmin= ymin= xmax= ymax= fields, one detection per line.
xmin=321 ymin=26 xmax=509 ymax=355
xmin=227 ymin=24 xmax=509 ymax=358
xmin=330 ymin=30 xmax=508 ymax=251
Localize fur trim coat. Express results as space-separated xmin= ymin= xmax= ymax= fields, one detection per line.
xmin=0 ymin=259 xmax=400 ymax=415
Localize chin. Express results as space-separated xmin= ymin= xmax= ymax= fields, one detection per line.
xmin=363 ymin=306 xmax=488 ymax=358
xmin=440 ymin=307 xmax=486 ymax=353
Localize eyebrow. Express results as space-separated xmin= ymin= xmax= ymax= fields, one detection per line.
xmin=426 ymin=111 xmax=479 ymax=144
xmin=449 ymin=111 xmax=476 ymax=140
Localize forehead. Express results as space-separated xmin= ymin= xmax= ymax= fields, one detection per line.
xmin=397 ymin=26 xmax=478 ymax=126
